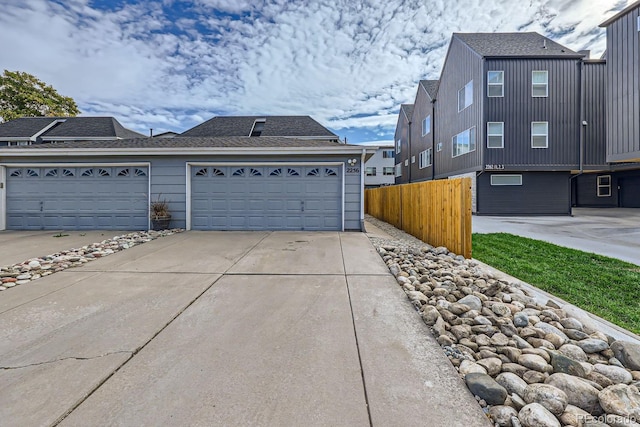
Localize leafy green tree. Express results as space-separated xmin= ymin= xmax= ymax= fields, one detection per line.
xmin=0 ymin=70 xmax=80 ymax=122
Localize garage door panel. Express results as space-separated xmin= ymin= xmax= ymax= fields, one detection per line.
xmin=191 ymin=165 xmax=342 ymax=231
xmin=6 ymin=166 xmax=149 ymax=230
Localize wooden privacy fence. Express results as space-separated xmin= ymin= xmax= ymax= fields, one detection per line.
xmin=365 ymin=178 xmax=472 ymax=258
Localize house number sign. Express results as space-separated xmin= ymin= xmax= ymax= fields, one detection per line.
xmin=346 ymin=167 xmax=360 ymax=174
xmin=485 ymin=164 xmax=505 ymax=170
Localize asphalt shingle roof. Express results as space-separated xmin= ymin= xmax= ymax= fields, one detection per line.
xmin=419 ymin=80 xmax=439 ymax=99
xmin=0 ymin=117 xmax=59 ymax=138
xmin=0 ymin=136 xmax=352 ymax=150
xmin=0 ymin=116 xmax=144 ymax=139
xmin=180 ymin=116 xmax=338 ymax=138
xmin=454 ymin=32 xmax=582 ymax=58
xmin=400 ymin=104 xmax=414 ymax=120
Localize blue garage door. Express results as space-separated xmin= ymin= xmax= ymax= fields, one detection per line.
xmin=6 ymin=166 xmax=149 ymax=230
xmin=191 ymin=165 xmax=342 ymax=231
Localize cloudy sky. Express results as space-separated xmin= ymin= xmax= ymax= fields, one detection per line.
xmin=0 ymin=0 xmax=632 ymax=143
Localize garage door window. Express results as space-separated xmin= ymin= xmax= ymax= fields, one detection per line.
xmin=233 ymin=168 xmax=245 ymax=176
xmin=287 ymin=168 xmax=300 ymax=176
xmin=325 ymin=168 xmax=338 ymax=176
xmin=46 ymin=169 xmax=58 ymax=177
xmin=269 ymin=168 xmax=282 ymax=176
xmin=117 ymin=168 xmax=130 ymax=176
xmin=307 ymin=168 xmax=321 ymax=176
xmin=63 ymin=169 xmax=74 ymax=177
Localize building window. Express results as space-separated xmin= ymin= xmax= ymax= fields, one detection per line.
xmin=452 ymin=127 xmax=476 ymax=157
xmin=383 ymin=167 xmax=395 ymax=175
xmin=487 ymin=122 xmax=504 ymax=148
xmin=419 ymin=149 xmax=432 ymax=169
xmin=395 ymin=163 xmax=402 ymax=177
xmin=436 ymin=142 xmax=443 ymax=152
xmin=487 ymin=71 xmax=504 ymax=97
xmin=249 ymin=118 xmax=266 ymax=137
xmin=396 ymin=138 xmax=401 ymax=154
xmin=382 ymin=149 xmax=394 ymax=158
xmin=422 ymin=115 xmax=431 ymax=136
xmin=411 ymin=156 xmax=416 ymax=164
xmin=365 ymin=167 xmax=377 ymax=176
xmin=458 ymin=80 xmax=473 ymax=112
xmin=597 ymin=175 xmax=611 ymax=197
xmin=532 ymin=71 xmax=548 ymax=97
xmin=491 ymin=175 xmax=522 ymax=186
xmin=531 ymin=122 xmax=548 ymax=148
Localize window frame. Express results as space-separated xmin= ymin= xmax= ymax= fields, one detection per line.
xmin=452 ymin=127 xmax=477 ymax=158
xmin=382 ymin=149 xmax=394 ymax=159
xmin=532 ymin=70 xmax=548 ymax=98
xmin=365 ymin=166 xmax=377 ymax=177
xmin=597 ymin=175 xmax=612 ymax=197
xmin=422 ymin=115 xmax=431 ymax=136
xmin=457 ymin=80 xmax=473 ymax=112
xmin=531 ymin=121 xmax=549 ymax=149
xmin=490 ymin=174 xmax=523 ymax=186
xmin=396 ymin=138 xmax=401 ymax=154
xmin=487 ymin=71 xmax=504 ymax=97
xmin=436 ymin=142 xmax=443 ymax=152
xmin=383 ymin=166 xmax=395 ymax=176
xmin=395 ymin=163 xmax=402 ymax=177
xmin=487 ymin=122 xmax=504 ymax=149
xmin=419 ymin=149 xmax=432 ymax=169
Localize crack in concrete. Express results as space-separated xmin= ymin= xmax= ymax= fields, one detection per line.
xmin=0 ymin=351 xmax=133 ymax=370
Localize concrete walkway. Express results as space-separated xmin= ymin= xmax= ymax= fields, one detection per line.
xmin=473 ymin=208 xmax=640 ymax=266
xmin=0 ymin=231 xmax=490 ymax=427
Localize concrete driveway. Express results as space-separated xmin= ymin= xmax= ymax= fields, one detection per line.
xmin=0 ymin=231 xmax=489 ymax=427
xmin=473 ymin=208 xmax=640 ymax=266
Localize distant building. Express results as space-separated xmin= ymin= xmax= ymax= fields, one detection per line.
xmin=364 ymin=143 xmax=395 ymax=188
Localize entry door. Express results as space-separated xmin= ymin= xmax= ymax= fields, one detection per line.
xmin=620 ymin=177 xmax=640 ymax=208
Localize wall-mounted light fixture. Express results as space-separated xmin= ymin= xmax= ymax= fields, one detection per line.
xmin=347 ymin=158 xmax=358 ymax=166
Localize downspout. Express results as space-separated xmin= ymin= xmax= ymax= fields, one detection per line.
xmin=431 ymin=99 xmax=437 ymax=181
xmin=360 ymin=147 xmax=366 ymax=231
xmin=407 ymin=120 xmax=412 ymax=182
xmin=570 ymin=59 xmax=586 ymax=215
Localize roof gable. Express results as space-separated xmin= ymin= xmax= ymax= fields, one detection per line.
xmin=400 ymin=104 xmax=414 ymax=121
xmin=454 ymin=32 xmax=582 ymax=58
xmin=180 ymin=116 xmax=338 ymax=138
xmin=419 ymin=80 xmax=439 ymax=100
xmin=0 ymin=116 xmax=144 ymax=140
xmin=600 ymin=0 xmax=640 ymax=27
xmin=0 ymin=117 xmax=59 ymax=138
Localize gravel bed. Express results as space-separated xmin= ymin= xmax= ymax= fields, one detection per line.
xmin=0 ymin=229 xmax=183 ymax=291
xmin=365 ymin=215 xmax=640 ymax=427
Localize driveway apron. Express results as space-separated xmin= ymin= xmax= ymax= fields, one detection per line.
xmin=0 ymin=231 xmax=490 ymax=427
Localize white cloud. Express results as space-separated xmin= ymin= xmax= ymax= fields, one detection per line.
xmin=0 ymin=0 xmax=632 ymax=139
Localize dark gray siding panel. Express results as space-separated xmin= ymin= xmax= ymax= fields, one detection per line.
xmin=582 ymin=61 xmax=607 ymax=167
xmin=484 ymin=58 xmax=581 ymax=169
xmin=410 ymin=85 xmax=434 ymax=181
xmin=606 ymin=5 xmax=640 ymax=162
xmin=477 ymin=172 xmax=571 ymax=215
xmin=573 ymin=173 xmax=618 ymax=207
xmin=393 ymin=110 xmax=411 ymax=183
xmin=618 ymin=170 xmax=640 ymax=207
xmin=434 ymin=37 xmax=483 ymax=179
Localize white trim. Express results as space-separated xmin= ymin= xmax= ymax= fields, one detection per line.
xmin=185 ymin=161 xmax=345 ymax=232
xmin=359 ymin=147 xmax=366 ymax=230
xmin=30 ymin=119 xmax=66 ymax=141
xmin=487 ymin=71 xmax=504 ymax=98
xmin=597 ymin=175 xmax=612 ymax=197
xmin=0 ymin=147 xmax=374 ymax=157
xmin=532 ymin=70 xmax=549 ymax=97
xmin=0 ymin=166 xmax=5 ymax=230
xmin=531 ymin=121 xmax=549 ymax=149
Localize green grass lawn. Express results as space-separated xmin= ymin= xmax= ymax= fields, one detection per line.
xmin=472 ymin=233 xmax=640 ymax=335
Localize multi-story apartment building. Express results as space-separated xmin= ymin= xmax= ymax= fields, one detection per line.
xmin=363 ymin=143 xmax=395 ymax=188
xmin=395 ymin=25 xmax=640 ymax=214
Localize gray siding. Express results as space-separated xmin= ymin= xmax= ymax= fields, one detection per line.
xmin=582 ymin=61 xmax=608 ymax=168
xmin=2 ymin=154 xmax=363 ymax=231
xmin=605 ymin=5 xmax=640 ymax=162
xmin=393 ymin=110 xmax=411 ymax=183
xmin=364 ymin=146 xmax=395 ymax=187
xmin=477 ymin=172 xmax=571 ymax=215
xmin=410 ymin=84 xmax=435 ymax=181
xmin=573 ymin=173 xmax=618 ymax=207
xmin=434 ymin=36 xmax=483 ymax=179
xmin=484 ymin=58 xmax=581 ymax=169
